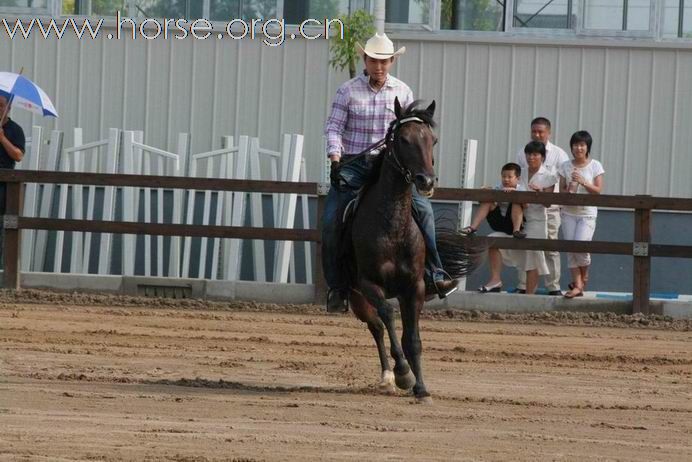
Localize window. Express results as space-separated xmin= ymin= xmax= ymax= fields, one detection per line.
xmin=209 ymin=0 xmax=276 ymax=21
xmin=581 ymin=0 xmax=654 ymax=34
xmin=62 ymin=1 xmax=130 ymax=17
xmin=440 ymin=0 xmax=505 ymax=31
xmin=386 ymin=0 xmax=430 ymax=25
xmin=0 ymin=0 xmax=49 ymax=8
xmin=58 ymin=1 xmax=344 ymax=23
xmin=513 ymin=0 xmax=573 ymax=29
xmin=62 ymin=0 xmax=203 ymax=18
xmin=0 ymin=0 xmax=52 ymax=14
xmin=282 ymin=0 xmax=349 ymax=24
xmin=662 ymin=0 xmax=692 ymax=38
xmin=3 ymin=0 xmax=692 ymax=41
xmin=131 ymin=1 xmax=204 ymax=19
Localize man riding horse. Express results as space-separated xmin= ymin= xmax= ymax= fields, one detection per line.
xmin=322 ymin=32 xmax=458 ymax=313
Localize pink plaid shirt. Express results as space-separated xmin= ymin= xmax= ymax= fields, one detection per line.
xmin=325 ymin=73 xmax=413 ymax=157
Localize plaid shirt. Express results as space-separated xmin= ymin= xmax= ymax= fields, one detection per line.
xmin=325 ymin=73 xmax=413 ymax=157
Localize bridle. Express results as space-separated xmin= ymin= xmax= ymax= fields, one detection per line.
xmin=385 ymin=116 xmax=428 ymax=184
xmin=335 ymin=115 xmax=431 ymax=185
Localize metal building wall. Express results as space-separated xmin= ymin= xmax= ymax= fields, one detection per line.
xmin=1 ymin=31 xmax=691 ymax=198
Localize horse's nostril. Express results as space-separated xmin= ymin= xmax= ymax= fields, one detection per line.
xmin=415 ymin=174 xmax=434 ymax=189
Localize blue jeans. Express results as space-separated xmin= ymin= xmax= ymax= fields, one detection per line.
xmin=321 ymin=156 xmax=443 ymax=291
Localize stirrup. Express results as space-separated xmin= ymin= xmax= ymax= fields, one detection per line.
xmin=437 ymin=283 xmax=459 ymax=298
xmin=433 ymin=269 xmax=458 ymax=299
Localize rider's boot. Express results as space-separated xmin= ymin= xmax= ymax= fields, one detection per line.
xmin=434 ymin=271 xmax=459 ymax=298
xmin=424 ymin=270 xmax=458 ymax=300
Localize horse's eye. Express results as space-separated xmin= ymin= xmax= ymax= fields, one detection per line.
xmin=433 ymin=138 xmax=439 ymax=146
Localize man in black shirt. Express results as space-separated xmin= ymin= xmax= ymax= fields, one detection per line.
xmin=0 ymin=94 xmax=26 ymax=214
xmin=0 ymin=94 xmax=26 ymax=263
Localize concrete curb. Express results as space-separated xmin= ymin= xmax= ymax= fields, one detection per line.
xmin=5 ymin=271 xmax=692 ymax=319
xmin=426 ymin=291 xmax=692 ymax=319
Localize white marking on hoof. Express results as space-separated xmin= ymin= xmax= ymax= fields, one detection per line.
xmin=378 ymin=370 xmax=396 ymax=394
xmin=381 ymin=370 xmax=395 ymax=385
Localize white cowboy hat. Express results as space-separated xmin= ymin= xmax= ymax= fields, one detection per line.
xmin=356 ymin=33 xmax=406 ymax=59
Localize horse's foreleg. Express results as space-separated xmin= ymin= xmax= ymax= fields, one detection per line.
xmin=349 ymin=291 xmax=395 ymax=393
xmin=358 ymin=280 xmax=413 ymax=391
xmin=398 ymin=286 xmax=432 ymax=404
xmin=370 ymin=322 xmax=396 ymax=393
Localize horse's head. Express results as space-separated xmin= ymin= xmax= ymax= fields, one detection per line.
xmin=389 ymin=98 xmax=437 ymax=197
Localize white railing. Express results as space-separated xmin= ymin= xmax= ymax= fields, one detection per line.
xmin=18 ymin=127 xmax=310 ymax=283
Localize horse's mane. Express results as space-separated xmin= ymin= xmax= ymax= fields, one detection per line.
xmin=361 ymin=100 xmax=436 ymax=195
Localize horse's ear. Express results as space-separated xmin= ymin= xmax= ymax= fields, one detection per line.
xmin=394 ymin=97 xmax=403 ymax=119
xmin=425 ymin=100 xmax=436 ymax=118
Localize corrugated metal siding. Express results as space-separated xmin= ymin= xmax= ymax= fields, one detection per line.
xmin=2 ymin=33 xmax=691 ymax=197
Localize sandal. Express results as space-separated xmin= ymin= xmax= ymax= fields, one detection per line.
xmin=512 ymin=230 xmax=526 ymax=239
xmin=478 ymin=281 xmax=502 ymax=293
xmin=460 ymin=226 xmax=477 ymax=236
xmin=563 ymin=288 xmax=584 ymax=299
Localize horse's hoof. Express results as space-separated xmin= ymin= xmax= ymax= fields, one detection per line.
xmin=415 ymin=395 xmax=434 ymax=405
xmin=378 ymin=370 xmax=396 ymax=394
xmin=394 ymin=369 xmax=416 ymax=390
xmin=378 ymin=382 xmax=397 ymax=395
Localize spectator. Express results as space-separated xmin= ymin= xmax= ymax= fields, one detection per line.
xmin=515 ymin=117 xmax=569 ymax=295
xmin=461 ymin=162 xmax=526 ymax=293
xmin=559 ymin=130 xmax=604 ymax=299
xmin=514 ymin=141 xmax=558 ymax=295
xmin=0 ymin=94 xmax=25 ymax=261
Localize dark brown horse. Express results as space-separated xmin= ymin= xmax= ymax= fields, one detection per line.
xmin=343 ymin=99 xmax=481 ymax=403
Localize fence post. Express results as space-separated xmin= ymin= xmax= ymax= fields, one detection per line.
xmin=632 ymin=206 xmax=652 ymax=314
xmin=3 ymin=181 xmax=22 ymax=290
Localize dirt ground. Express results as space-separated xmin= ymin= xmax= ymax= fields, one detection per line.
xmin=1 ymin=291 xmax=691 ymax=461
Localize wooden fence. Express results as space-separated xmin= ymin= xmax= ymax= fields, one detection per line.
xmin=2 ymin=169 xmax=692 ymax=314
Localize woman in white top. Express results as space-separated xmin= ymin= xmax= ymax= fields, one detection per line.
xmin=515 ymin=141 xmax=558 ymax=294
xmin=558 ymin=130 xmax=605 ymax=299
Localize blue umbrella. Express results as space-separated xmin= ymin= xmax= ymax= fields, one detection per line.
xmin=0 ymin=71 xmax=58 ymax=118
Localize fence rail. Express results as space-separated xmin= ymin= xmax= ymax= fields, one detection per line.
xmin=2 ymin=169 xmax=692 ymax=315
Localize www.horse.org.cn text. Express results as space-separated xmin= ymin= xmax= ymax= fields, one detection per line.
xmin=1 ymin=11 xmax=345 ymax=47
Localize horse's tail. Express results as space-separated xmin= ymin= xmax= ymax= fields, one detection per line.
xmin=436 ymin=228 xmax=487 ymax=279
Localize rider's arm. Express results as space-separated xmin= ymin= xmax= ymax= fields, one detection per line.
xmin=325 ymin=86 xmax=350 ymax=161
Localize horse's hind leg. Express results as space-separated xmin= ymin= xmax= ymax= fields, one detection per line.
xmin=349 ymin=291 xmax=395 ymax=393
xmin=358 ymin=281 xmax=415 ymax=391
xmin=398 ymin=290 xmax=432 ymax=404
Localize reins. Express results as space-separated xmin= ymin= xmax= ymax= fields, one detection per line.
xmin=337 ymin=139 xmax=387 ymax=169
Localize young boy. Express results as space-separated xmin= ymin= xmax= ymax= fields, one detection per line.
xmin=461 ymin=162 xmax=525 ymax=239
xmin=461 ymin=162 xmax=525 ymax=293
